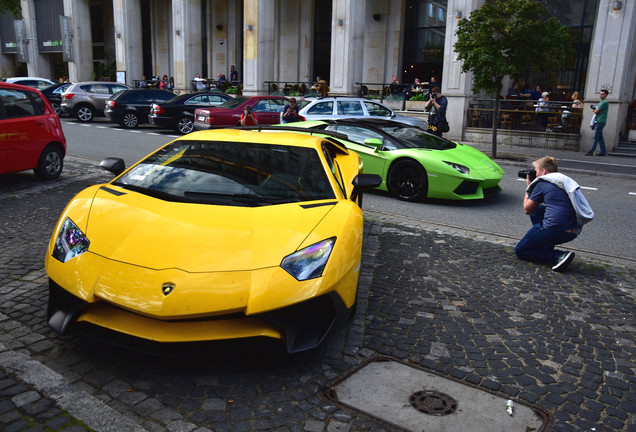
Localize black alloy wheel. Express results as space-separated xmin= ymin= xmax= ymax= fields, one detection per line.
xmin=387 ymin=159 xmax=427 ymax=201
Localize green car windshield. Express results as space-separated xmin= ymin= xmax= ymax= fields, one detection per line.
xmin=113 ymin=140 xmax=336 ymax=206
xmin=375 ymin=124 xmax=457 ymax=150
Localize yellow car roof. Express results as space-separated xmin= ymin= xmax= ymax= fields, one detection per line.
xmin=184 ymin=128 xmax=350 ymax=154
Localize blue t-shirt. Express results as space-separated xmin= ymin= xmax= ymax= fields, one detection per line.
xmin=529 ymin=181 xmax=577 ymax=230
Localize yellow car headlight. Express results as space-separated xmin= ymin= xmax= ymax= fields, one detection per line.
xmin=52 ymin=218 xmax=90 ymax=263
xmin=281 ymin=238 xmax=336 ymax=281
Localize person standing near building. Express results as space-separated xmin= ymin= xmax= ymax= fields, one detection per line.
xmin=424 ymin=86 xmax=448 ymax=137
xmin=230 ymin=65 xmax=238 ymax=83
xmin=585 ymin=89 xmax=609 ymax=156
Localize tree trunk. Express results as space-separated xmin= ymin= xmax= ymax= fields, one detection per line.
xmin=491 ymin=82 xmax=503 ymax=159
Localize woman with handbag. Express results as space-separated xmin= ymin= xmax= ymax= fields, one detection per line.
xmin=425 ymin=86 xmax=449 ymax=137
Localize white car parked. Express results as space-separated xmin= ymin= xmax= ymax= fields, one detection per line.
xmin=4 ymin=77 xmax=55 ymax=90
xmin=298 ymin=96 xmax=427 ymax=129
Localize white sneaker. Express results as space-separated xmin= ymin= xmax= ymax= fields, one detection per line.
xmin=552 ymin=251 xmax=575 ymax=272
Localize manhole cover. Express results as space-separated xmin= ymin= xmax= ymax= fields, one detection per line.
xmin=409 ymin=390 xmax=458 ymax=415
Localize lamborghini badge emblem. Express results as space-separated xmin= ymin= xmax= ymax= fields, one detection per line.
xmin=162 ymin=282 xmax=175 ymax=296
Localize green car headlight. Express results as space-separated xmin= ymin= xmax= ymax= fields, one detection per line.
xmin=281 ymin=237 xmax=336 ymax=281
xmin=52 ymin=218 xmax=90 ymax=263
xmin=444 ymin=161 xmax=470 ymax=174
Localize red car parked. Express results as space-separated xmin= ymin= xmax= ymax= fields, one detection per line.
xmin=193 ymin=96 xmax=288 ymax=130
xmin=0 ymin=82 xmax=67 ymax=179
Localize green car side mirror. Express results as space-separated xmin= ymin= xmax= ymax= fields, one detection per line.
xmin=364 ymin=138 xmax=383 ymax=151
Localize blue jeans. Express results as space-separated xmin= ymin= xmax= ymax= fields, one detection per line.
xmin=588 ymin=121 xmax=606 ymax=155
xmin=515 ymin=206 xmax=577 ymax=266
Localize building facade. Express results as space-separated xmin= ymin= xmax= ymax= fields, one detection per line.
xmin=2 ymin=0 xmax=635 ymax=150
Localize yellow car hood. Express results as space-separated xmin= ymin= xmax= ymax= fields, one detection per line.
xmin=85 ymin=186 xmax=335 ymax=273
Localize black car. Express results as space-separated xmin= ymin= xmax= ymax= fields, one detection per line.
xmin=148 ymin=91 xmax=233 ymax=134
xmin=40 ymin=82 xmax=73 ymax=115
xmin=105 ymin=89 xmax=175 ymax=128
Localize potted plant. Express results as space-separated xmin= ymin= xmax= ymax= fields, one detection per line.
xmin=405 ymin=92 xmax=428 ymax=111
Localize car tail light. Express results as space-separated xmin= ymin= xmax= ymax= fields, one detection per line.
xmin=106 ymin=100 xmax=115 ymax=109
xmin=196 ymin=109 xmax=213 ymax=123
xmin=63 ymin=93 xmax=74 ymax=100
xmin=152 ymin=105 xmax=164 ymax=115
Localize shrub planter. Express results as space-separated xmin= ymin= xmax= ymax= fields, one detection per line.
xmin=405 ymin=101 xmax=428 ymax=111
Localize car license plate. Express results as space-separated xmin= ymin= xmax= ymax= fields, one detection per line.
xmin=196 ymin=116 xmax=205 ymax=122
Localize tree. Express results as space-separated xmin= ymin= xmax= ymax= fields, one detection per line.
xmin=0 ymin=0 xmax=21 ymax=16
xmin=454 ymin=0 xmax=571 ymax=157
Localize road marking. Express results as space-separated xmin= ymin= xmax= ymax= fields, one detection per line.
xmin=629 ymin=192 xmax=636 ymax=196
xmin=581 ymin=186 xmax=598 ymax=190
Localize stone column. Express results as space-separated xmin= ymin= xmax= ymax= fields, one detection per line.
xmin=581 ymin=0 xmax=636 ymax=151
xmin=113 ymin=0 xmax=143 ymax=87
xmin=442 ymin=0 xmax=485 ymax=141
xmin=150 ymin=0 xmax=172 ymax=80
xmin=63 ymin=0 xmax=93 ymax=82
xmin=242 ymin=0 xmax=276 ymax=95
xmin=20 ymin=0 xmax=53 ymax=78
xmin=171 ymin=0 xmax=202 ymax=92
xmin=276 ymin=0 xmax=312 ymax=84
xmin=329 ymin=0 xmax=365 ymax=95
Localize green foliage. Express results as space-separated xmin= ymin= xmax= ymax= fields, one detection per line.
xmin=93 ymin=50 xmax=116 ymax=81
xmin=0 ymin=0 xmax=21 ymax=16
xmin=455 ymin=0 xmax=571 ymax=95
xmin=454 ymin=0 xmax=571 ymax=156
xmin=409 ymin=93 xmax=428 ymax=101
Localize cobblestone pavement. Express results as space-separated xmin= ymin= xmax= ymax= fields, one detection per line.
xmin=0 ymin=157 xmax=634 ymax=432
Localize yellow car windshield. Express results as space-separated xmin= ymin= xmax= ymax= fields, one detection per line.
xmin=113 ymin=140 xmax=336 ymax=206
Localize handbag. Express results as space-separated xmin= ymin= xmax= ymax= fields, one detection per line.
xmin=590 ymin=113 xmax=596 ymax=130
xmin=437 ymin=121 xmax=450 ymax=133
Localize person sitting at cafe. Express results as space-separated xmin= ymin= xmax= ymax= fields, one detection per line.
xmin=389 ymin=76 xmax=402 ymax=96
xmin=411 ymin=78 xmax=424 ymax=92
xmin=562 ymin=91 xmax=584 ymax=127
xmin=528 ymin=85 xmax=543 ymax=101
xmin=193 ymin=73 xmax=206 ymax=91
xmin=507 ymin=81 xmax=521 ymax=97
xmin=216 ymin=73 xmax=227 ymax=90
xmin=536 ymin=91 xmax=551 ymax=128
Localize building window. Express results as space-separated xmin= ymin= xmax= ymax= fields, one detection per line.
xmin=402 ymin=0 xmax=447 ymax=86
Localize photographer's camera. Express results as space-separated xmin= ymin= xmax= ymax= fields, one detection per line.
xmin=518 ymin=169 xmax=536 ymax=181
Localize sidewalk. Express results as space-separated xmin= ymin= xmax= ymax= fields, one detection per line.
xmin=465 ymin=139 xmax=636 ymax=179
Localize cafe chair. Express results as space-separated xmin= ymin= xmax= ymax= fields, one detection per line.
xmin=546 ymin=116 xmax=560 ymax=132
xmin=471 ymin=110 xmax=484 ymax=128
xmin=519 ymin=114 xmax=534 ymax=147
xmin=499 ymin=113 xmax=512 ymax=129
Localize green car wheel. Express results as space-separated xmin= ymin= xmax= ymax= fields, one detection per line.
xmin=388 ymin=159 xmax=427 ymax=201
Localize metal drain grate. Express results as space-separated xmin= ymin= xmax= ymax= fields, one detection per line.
xmin=409 ymin=390 xmax=458 ymax=416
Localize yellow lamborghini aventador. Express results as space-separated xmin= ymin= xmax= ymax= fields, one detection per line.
xmin=45 ymin=128 xmax=380 ymax=353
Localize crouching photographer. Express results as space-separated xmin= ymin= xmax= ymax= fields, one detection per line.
xmin=515 ymin=156 xmax=594 ymax=272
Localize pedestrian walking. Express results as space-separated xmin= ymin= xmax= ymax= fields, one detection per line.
xmin=585 ymin=89 xmax=609 ymax=156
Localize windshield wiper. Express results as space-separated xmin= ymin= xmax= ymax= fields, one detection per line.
xmin=113 ymin=183 xmax=192 ymax=202
xmin=183 ymin=191 xmax=301 ymax=206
